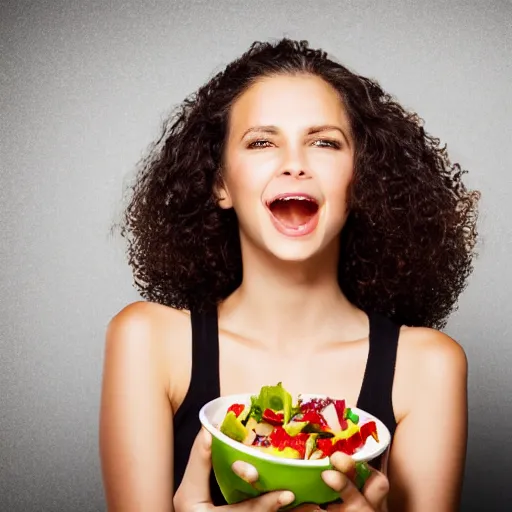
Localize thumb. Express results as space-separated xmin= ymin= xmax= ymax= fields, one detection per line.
xmin=175 ymin=428 xmax=213 ymax=507
xmin=230 ymin=489 xmax=295 ymax=511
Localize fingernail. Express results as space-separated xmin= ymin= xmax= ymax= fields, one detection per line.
xmin=232 ymin=461 xmax=258 ymax=483
xmin=278 ymin=491 xmax=295 ymax=506
xmin=330 ymin=451 xmax=354 ymax=472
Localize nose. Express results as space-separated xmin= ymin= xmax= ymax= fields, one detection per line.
xmin=278 ymin=146 xmax=311 ymax=180
xmin=280 ymin=168 xmax=309 ymax=178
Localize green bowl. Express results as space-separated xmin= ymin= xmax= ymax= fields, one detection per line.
xmin=199 ymin=393 xmax=391 ymax=508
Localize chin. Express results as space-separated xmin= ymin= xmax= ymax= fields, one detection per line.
xmin=262 ymin=234 xmax=329 ymax=263
xmin=239 ymin=213 xmax=342 ymax=264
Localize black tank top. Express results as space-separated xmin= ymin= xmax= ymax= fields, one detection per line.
xmin=173 ymin=309 xmax=400 ymax=505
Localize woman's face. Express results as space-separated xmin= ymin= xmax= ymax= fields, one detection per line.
xmin=219 ymin=73 xmax=355 ymax=262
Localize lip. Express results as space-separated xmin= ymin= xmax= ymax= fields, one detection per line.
xmin=264 ymin=193 xmax=321 ymax=238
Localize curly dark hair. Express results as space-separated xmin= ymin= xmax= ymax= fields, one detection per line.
xmin=119 ymin=38 xmax=479 ymax=329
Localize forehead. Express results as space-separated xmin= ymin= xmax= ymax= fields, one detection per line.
xmin=228 ymin=74 xmax=349 ymax=133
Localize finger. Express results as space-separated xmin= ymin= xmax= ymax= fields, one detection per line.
xmin=291 ymin=504 xmax=325 ymax=511
xmin=329 ymin=452 xmax=355 ymax=475
xmin=231 ymin=460 xmax=259 ymax=485
xmin=360 ymin=469 xmax=389 ymax=510
xmin=229 ymin=489 xmax=295 ymax=511
xmin=322 ymin=470 xmax=371 ymax=511
xmin=175 ymin=428 xmax=213 ymax=506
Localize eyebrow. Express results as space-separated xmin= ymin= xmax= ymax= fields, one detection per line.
xmin=241 ymin=124 xmax=352 ymax=146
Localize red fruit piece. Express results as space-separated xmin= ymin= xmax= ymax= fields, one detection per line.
xmin=360 ymin=421 xmax=379 ymax=443
xmin=227 ymin=403 xmax=245 ymax=418
xmin=300 ymin=398 xmax=332 ymax=414
xmin=332 ymin=432 xmax=364 ymax=456
xmin=269 ymin=427 xmax=309 ymax=458
xmin=301 ymin=411 xmax=328 ymax=429
xmin=333 ymin=399 xmax=348 ymax=430
xmin=262 ymin=408 xmax=284 ymax=426
xmin=316 ymin=438 xmax=335 ymax=456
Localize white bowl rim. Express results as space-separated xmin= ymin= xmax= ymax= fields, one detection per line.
xmin=199 ymin=393 xmax=391 ymax=467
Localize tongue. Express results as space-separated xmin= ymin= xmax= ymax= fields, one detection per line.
xmin=270 ymin=199 xmax=318 ymax=228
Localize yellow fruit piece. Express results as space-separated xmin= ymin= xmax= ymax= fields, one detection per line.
xmin=330 ymin=420 xmax=360 ymax=441
xmin=256 ymin=446 xmax=301 ymax=459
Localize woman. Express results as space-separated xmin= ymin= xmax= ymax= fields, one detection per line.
xmin=100 ymin=38 xmax=479 ymax=511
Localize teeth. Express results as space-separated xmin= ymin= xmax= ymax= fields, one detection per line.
xmin=275 ymin=196 xmax=314 ymax=202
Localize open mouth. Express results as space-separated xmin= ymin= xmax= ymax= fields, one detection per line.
xmin=266 ymin=194 xmax=320 ymax=236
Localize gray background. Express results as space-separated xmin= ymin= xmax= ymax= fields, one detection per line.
xmin=1 ymin=0 xmax=511 ymax=510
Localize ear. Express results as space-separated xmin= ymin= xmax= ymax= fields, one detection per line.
xmin=214 ymin=179 xmax=233 ymax=209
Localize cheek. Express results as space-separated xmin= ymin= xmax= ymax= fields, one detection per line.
xmin=327 ymin=166 xmax=353 ymax=201
xmin=224 ymin=159 xmax=269 ymax=206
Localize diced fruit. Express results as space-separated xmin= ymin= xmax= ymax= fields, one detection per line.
xmin=316 ymin=438 xmax=335 ymax=456
xmin=332 ymin=432 xmax=364 ymax=455
xmin=220 ymin=411 xmax=248 ymax=442
xmin=333 ymin=399 xmax=348 ymax=430
xmin=300 ymin=397 xmax=330 ymax=413
xmin=309 ymin=449 xmax=325 ymax=460
xmin=269 ymin=426 xmax=309 ymax=458
xmin=254 ymin=421 xmax=274 ymax=437
xmin=283 ymin=421 xmax=308 ymax=436
xmin=227 ymin=403 xmax=245 ymax=418
xmin=245 ymin=417 xmax=258 ymax=432
xmin=256 ymin=446 xmax=301 ymax=459
xmin=360 ymin=421 xmax=379 ymax=442
xmin=301 ymin=411 xmax=328 ymax=429
xmin=331 ymin=420 xmax=360 ymax=441
xmin=322 ymin=403 xmax=343 ymax=433
xmin=304 ymin=434 xmax=318 ymax=459
xmin=242 ymin=429 xmax=256 ymax=446
xmin=262 ymin=408 xmax=284 ymax=425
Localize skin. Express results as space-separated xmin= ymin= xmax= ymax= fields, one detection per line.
xmin=99 ymin=74 xmax=468 ymax=511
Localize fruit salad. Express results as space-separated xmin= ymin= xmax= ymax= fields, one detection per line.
xmin=219 ymin=383 xmax=379 ymax=464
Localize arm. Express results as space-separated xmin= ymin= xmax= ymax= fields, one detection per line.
xmin=99 ymin=302 xmax=174 ymax=512
xmin=387 ymin=329 xmax=468 ymax=512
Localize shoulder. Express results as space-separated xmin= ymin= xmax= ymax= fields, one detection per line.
xmin=105 ymin=301 xmax=193 ymax=403
xmin=398 ymin=326 xmax=467 ymax=376
xmin=393 ymin=326 xmax=467 ymax=421
xmin=107 ymin=300 xmax=191 ymax=339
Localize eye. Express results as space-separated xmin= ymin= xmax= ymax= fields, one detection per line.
xmin=247 ymin=139 xmax=273 ymax=149
xmin=312 ymin=139 xmax=342 ymax=149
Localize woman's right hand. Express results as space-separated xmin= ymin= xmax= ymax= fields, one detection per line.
xmin=173 ymin=429 xmax=295 ymax=511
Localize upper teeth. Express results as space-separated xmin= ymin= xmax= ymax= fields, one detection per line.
xmin=277 ymin=196 xmax=312 ymax=201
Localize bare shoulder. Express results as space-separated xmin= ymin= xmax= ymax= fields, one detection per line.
xmin=393 ymin=326 xmax=467 ymax=422
xmin=107 ymin=301 xmax=191 ymax=350
xmin=105 ymin=301 xmax=192 ymax=404
xmin=399 ymin=325 xmax=467 ymax=374
xmin=108 ymin=300 xmax=190 ymax=333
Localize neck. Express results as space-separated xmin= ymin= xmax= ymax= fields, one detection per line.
xmin=219 ymin=238 xmax=365 ymax=352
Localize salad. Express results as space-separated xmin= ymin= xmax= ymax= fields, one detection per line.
xmin=219 ymin=383 xmax=379 ymax=462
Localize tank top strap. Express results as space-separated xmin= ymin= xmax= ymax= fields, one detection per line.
xmin=172 ymin=308 xmax=222 ymax=500
xmin=190 ymin=308 xmax=221 ymax=397
xmin=356 ymin=312 xmax=400 ymax=437
xmin=174 ymin=308 xmax=220 ymax=429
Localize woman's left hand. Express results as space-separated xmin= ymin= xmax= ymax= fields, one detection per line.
xmin=293 ymin=452 xmax=389 ymax=511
